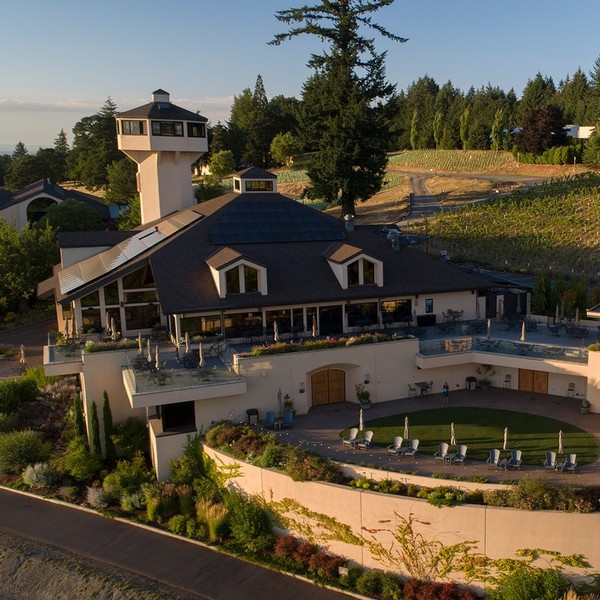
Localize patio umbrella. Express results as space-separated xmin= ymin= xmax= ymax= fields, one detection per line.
xmin=274 ymin=320 xmax=280 ymax=343
xmin=155 ymin=344 xmax=160 ymax=370
xmin=487 ymin=318 xmax=491 ymax=339
xmin=560 ymin=299 xmax=565 ymax=320
xmin=185 ymin=332 xmax=190 ymax=354
xmin=19 ymin=344 xmax=26 ymax=365
xmin=146 ymin=339 xmax=152 ymax=363
xmin=137 ymin=332 xmax=143 ymax=354
xmin=277 ymin=388 xmax=282 ymax=417
xmin=520 ymin=321 xmax=526 ymax=342
xmin=359 ymin=408 xmax=364 ymax=432
xmin=558 ymin=430 xmax=564 ymax=455
xmin=198 ymin=343 xmax=204 ymax=368
xmin=555 ymin=305 xmax=560 ymax=324
xmin=403 ymin=416 xmax=410 ymax=441
xmin=503 ymin=427 xmax=509 ymax=452
xmin=311 ymin=317 xmax=317 ymax=338
xmin=73 ymin=319 xmax=79 ymax=338
xmin=575 ymin=308 xmax=580 ymax=327
xmin=110 ymin=318 xmax=117 ymax=341
xmin=105 ymin=312 xmax=111 ymax=335
xmin=450 ymin=422 xmax=456 ymax=446
xmin=64 ymin=318 xmax=70 ymax=339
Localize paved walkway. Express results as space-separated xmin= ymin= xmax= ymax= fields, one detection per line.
xmin=270 ymin=388 xmax=600 ymax=485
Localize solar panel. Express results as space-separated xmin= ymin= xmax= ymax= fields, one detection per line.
xmin=58 ymin=209 xmax=203 ymax=296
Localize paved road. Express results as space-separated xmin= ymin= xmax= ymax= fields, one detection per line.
xmin=0 ymin=317 xmax=54 ymax=373
xmin=0 ymin=489 xmax=347 ymax=600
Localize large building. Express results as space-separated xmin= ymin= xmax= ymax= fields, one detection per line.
xmin=40 ymin=91 xmax=600 ymax=478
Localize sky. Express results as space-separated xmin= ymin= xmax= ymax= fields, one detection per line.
xmin=1 ymin=0 xmax=599 ymax=153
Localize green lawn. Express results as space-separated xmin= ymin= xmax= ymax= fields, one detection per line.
xmin=341 ymin=407 xmax=598 ymax=466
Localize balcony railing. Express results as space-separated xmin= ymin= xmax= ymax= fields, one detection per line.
xmin=419 ymin=336 xmax=589 ymax=364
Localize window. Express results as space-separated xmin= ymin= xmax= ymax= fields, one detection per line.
xmin=234 ymin=179 xmax=241 ymax=191
xmin=187 ymin=122 xmax=206 ymax=138
xmin=347 ymin=258 xmax=375 ymax=286
xmin=80 ymin=291 xmax=99 ymax=307
xmin=363 ymin=260 xmax=375 ymax=284
xmin=162 ymin=401 xmax=195 ymax=431
xmin=124 ymin=290 xmax=158 ymax=304
xmin=348 ymin=261 xmax=360 ymax=286
xmin=121 ymin=120 xmax=146 ymax=135
xmin=425 ymin=298 xmax=433 ymax=314
xmin=244 ymin=266 xmax=258 ymax=293
xmin=123 ymin=266 xmax=155 ymax=290
xmin=151 ymin=121 xmax=184 ymax=136
xmin=225 ymin=268 xmax=240 ymax=294
xmin=245 ymin=180 xmax=274 ymax=192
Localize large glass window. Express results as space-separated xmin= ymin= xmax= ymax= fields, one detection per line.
xmin=103 ymin=282 xmax=119 ymax=305
xmin=346 ymin=302 xmax=377 ymax=327
xmin=80 ymin=291 xmax=99 ymax=307
xmin=187 ymin=122 xmax=206 ymax=138
xmin=151 ymin=121 xmax=184 ymax=136
xmin=125 ymin=305 xmax=160 ymax=330
xmin=162 ymin=401 xmax=195 ymax=431
xmin=266 ymin=309 xmax=291 ymax=334
xmin=381 ymin=299 xmax=412 ymax=324
xmin=81 ymin=308 xmax=101 ymax=333
xmin=122 ymin=266 xmax=155 ymax=290
xmin=121 ymin=120 xmax=146 ymax=135
xmin=244 ymin=266 xmax=258 ymax=293
xmin=245 ymin=180 xmax=274 ymax=192
xmin=425 ymin=298 xmax=434 ymax=314
xmin=124 ymin=290 xmax=158 ymax=303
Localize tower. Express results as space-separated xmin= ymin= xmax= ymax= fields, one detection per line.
xmin=116 ymin=89 xmax=208 ymax=224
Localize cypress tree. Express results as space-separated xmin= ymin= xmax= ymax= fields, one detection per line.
xmin=102 ymin=391 xmax=117 ymax=464
xmin=73 ymin=392 xmax=86 ymax=438
xmin=89 ymin=401 xmax=102 ymax=458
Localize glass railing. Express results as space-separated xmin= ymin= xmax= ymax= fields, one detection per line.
xmin=419 ymin=336 xmax=588 ymax=363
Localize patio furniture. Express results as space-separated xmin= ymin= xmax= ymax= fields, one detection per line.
xmin=415 ymin=381 xmax=432 ymax=396
xmin=563 ymin=453 xmax=577 ymax=473
xmin=434 ymin=442 xmax=449 ymax=462
xmin=357 ymin=430 xmax=373 ymax=450
xmin=543 ymin=451 xmax=557 ymax=470
xmin=387 ymin=436 xmax=403 ymax=456
xmin=401 ymin=439 xmax=419 ymax=458
xmin=486 ymin=448 xmax=501 ymax=470
xmin=408 ymin=384 xmax=417 ymax=397
xmin=507 ymin=449 xmax=522 ymax=470
xmin=503 ymin=374 xmax=512 ymax=389
xmin=264 ymin=411 xmax=276 ymax=429
xmin=548 ymin=324 xmax=561 ymax=336
xmin=452 ymin=444 xmax=467 ymax=464
xmin=343 ymin=427 xmax=359 ymax=447
xmin=246 ymin=408 xmax=259 ymax=425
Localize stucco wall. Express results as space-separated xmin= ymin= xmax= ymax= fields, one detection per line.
xmin=205 ymin=446 xmax=600 ymax=592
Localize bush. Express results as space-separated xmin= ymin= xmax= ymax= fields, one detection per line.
xmin=102 ymin=452 xmax=154 ymax=500
xmin=489 ymin=567 xmax=571 ymax=600
xmin=169 ymin=434 xmax=207 ymax=484
xmin=0 ymin=379 xmax=38 ymax=413
xmin=283 ymin=448 xmax=343 ymax=483
xmin=273 ymin=535 xmax=299 ymax=559
xmin=403 ymin=579 xmax=478 ymax=600
xmin=120 ymin=490 xmax=145 ymax=512
xmin=86 ymin=486 xmax=112 ymax=509
xmin=143 ymin=482 xmax=179 ymax=523
xmin=307 ymin=551 xmax=346 ymax=581
xmin=196 ymin=498 xmax=229 ymax=543
xmin=63 ymin=435 xmax=102 ymax=481
xmin=22 ymin=462 xmax=57 ymax=488
xmin=167 ymin=514 xmax=190 ymax=536
xmin=223 ymin=493 xmax=274 ymax=554
xmin=355 ymin=570 xmax=385 ymax=597
xmin=0 ymin=429 xmax=51 ymax=474
xmin=111 ymin=417 xmax=148 ymax=460
xmin=292 ymin=541 xmax=318 ymax=566
xmin=0 ymin=413 xmax=20 ymax=433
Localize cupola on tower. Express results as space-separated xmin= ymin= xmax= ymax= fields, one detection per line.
xmin=116 ymin=89 xmax=208 ymax=224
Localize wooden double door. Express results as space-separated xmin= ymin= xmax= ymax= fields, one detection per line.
xmin=518 ymin=369 xmax=548 ymax=394
xmin=311 ymin=369 xmax=346 ymax=406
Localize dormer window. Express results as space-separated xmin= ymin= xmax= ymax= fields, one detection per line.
xmin=225 ymin=265 xmax=259 ymax=294
xmin=348 ymin=258 xmax=376 ymax=286
xmin=206 ymin=248 xmax=267 ymax=298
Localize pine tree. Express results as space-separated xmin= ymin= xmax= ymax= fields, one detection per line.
xmin=271 ymin=0 xmax=406 ymax=216
xmin=102 ymin=391 xmax=116 ymax=464
xmin=89 ymin=401 xmax=102 ymax=458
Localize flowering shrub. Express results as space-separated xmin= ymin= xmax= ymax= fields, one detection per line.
xmin=232 ymin=432 xmax=268 ymax=459
xmin=354 ymin=383 xmax=370 ymax=404
xmin=282 ymin=448 xmax=343 ymax=483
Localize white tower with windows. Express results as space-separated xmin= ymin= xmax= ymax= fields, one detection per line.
xmin=116 ymin=89 xmax=208 ymax=224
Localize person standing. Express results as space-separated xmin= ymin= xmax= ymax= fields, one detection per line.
xmin=442 ymin=382 xmax=449 ymax=404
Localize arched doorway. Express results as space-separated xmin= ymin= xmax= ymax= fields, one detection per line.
xmin=311 ymin=369 xmax=345 ymax=406
xmin=26 ymin=197 xmax=57 ymax=223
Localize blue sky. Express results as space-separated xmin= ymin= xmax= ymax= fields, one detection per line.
xmin=1 ymin=0 xmax=599 ymax=152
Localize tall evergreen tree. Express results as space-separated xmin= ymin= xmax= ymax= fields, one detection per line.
xmin=89 ymin=401 xmax=102 ymax=458
xmin=102 ymin=391 xmax=117 ymax=464
xmin=271 ymin=0 xmax=406 ymax=216
xmin=12 ymin=142 xmax=28 ymax=160
xmin=518 ymin=73 xmax=556 ymax=122
xmin=515 ymin=104 xmax=567 ymax=154
xmin=459 ymin=108 xmax=470 ymax=150
xmin=73 ymin=391 xmax=86 ymax=438
xmin=587 ymin=55 xmax=600 ymax=122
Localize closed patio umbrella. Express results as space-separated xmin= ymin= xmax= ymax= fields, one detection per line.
xmin=64 ymin=319 xmax=70 ymax=339
xmin=359 ymin=408 xmax=364 ymax=432
xmin=277 ymin=388 xmax=282 ymax=417
xmin=403 ymin=416 xmax=409 ymax=441
xmin=575 ymin=308 xmax=580 ymax=327
xmin=311 ymin=317 xmax=317 ymax=338
xmin=520 ymin=321 xmax=526 ymax=342
xmin=155 ymin=345 xmax=160 ymax=370
xmin=503 ymin=427 xmax=509 ymax=452
xmin=137 ymin=332 xmax=143 ymax=354
xmin=558 ymin=430 xmax=564 ymax=455
xmin=487 ymin=318 xmax=491 ymax=339
xmin=198 ymin=343 xmax=204 ymax=368
xmin=146 ymin=339 xmax=152 ymax=363
xmin=105 ymin=312 xmax=111 ymax=335
xmin=450 ymin=422 xmax=456 ymax=446
xmin=185 ymin=332 xmax=190 ymax=354
xmin=19 ymin=344 xmax=26 ymax=365
xmin=274 ymin=320 xmax=280 ymax=343
xmin=110 ymin=318 xmax=117 ymax=341
xmin=555 ymin=304 xmax=560 ymax=323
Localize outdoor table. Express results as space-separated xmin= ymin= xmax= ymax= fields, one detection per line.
xmin=499 ymin=458 xmax=508 ymax=471
xmin=415 ymin=381 xmax=431 ymax=396
xmin=445 ymin=453 xmax=455 ymax=464
xmin=273 ymin=417 xmax=284 ymax=430
xmin=555 ymin=462 xmax=564 ymax=474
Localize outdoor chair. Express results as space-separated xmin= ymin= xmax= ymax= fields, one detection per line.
xmin=507 ymin=449 xmax=522 ymax=470
xmin=408 ymin=384 xmax=417 ymax=397
xmin=343 ymin=427 xmax=359 ymax=447
xmin=434 ymin=442 xmax=449 ymax=462
xmin=452 ymin=444 xmax=467 ymax=464
xmin=563 ymin=453 xmax=577 ymax=473
xmin=402 ymin=439 xmax=419 ymax=458
xmin=386 ymin=436 xmax=403 ymax=456
xmin=264 ymin=411 xmax=276 ymax=429
xmin=282 ymin=409 xmax=294 ymax=428
xmin=543 ymin=451 xmax=557 ymax=470
xmin=486 ymin=449 xmax=501 ymax=470
xmin=357 ymin=430 xmax=373 ymax=450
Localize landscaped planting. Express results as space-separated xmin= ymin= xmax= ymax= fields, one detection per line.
xmin=388 ymin=150 xmax=514 ymax=172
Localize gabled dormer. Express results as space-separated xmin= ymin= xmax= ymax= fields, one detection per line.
xmin=324 ymin=242 xmax=383 ymax=289
xmin=232 ymin=167 xmax=277 ymax=194
xmin=205 ymin=247 xmax=268 ymax=298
